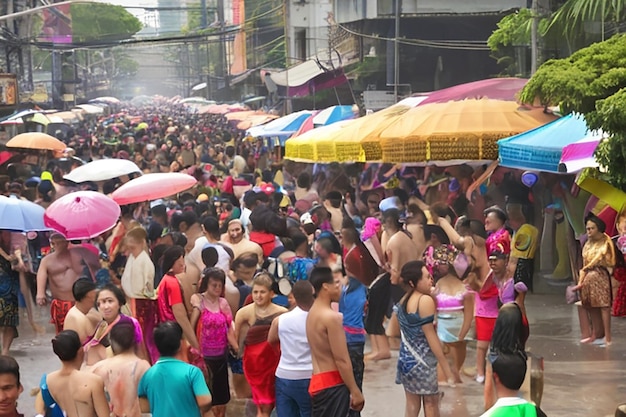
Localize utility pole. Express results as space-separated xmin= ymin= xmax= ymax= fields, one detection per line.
xmin=284 ymin=0 xmax=291 ymax=114
xmin=217 ymin=0 xmax=226 ymax=90
xmin=530 ymin=0 xmax=538 ymax=75
xmin=394 ymin=0 xmax=401 ymax=103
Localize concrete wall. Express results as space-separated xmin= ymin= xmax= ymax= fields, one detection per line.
xmin=336 ymin=0 xmax=528 ymax=23
xmin=288 ymin=0 xmax=333 ymax=62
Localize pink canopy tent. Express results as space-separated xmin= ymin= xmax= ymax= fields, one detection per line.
xmin=558 ymin=133 xmax=604 ymax=173
xmin=417 ymin=78 xmax=529 ymax=106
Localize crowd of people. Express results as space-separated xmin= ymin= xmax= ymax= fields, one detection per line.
xmin=1 ymin=98 xmax=625 ymax=417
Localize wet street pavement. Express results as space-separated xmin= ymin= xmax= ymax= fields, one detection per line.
xmin=11 ymin=291 xmax=626 ymax=417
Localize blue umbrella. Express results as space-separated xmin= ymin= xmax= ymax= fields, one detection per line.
xmin=312 ymin=105 xmax=356 ymax=126
xmin=0 ymin=195 xmax=48 ymax=232
xmin=246 ymin=110 xmax=314 ymax=145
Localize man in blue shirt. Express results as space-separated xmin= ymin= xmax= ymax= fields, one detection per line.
xmin=337 ymin=270 xmax=368 ymax=417
xmin=138 ymin=321 xmax=212 ymax=417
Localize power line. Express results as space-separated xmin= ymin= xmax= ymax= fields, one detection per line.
xmin=336 ymin=22 xmax=491 ymax=51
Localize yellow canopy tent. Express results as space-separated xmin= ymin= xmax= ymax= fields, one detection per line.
xmin=365 ymin=99 xmax=556 ymax=163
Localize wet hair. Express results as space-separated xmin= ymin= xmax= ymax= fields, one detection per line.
xmin=232 ymin=252 xmax=259 ymax=270
xmin=393 ymin=188 xmax=409 ymax=205
xmin=325 ymin=191 xmax=343 ymax=209
xmin=52 ymin=330 xmax=82 ymax=361
xmin=399 ymin=260 xmax=428 ymax=310
xmin=585 ymin=212 xmax=607 ymax=234
xmin=199 ymin=267 xmax=226 ymax=292
xmin=431 ymin=202 xmax=456 ymax=225
xmin=97 ymin=283 xmax=126 ymax=307
xmin=201 ymin=216 xmax=220 ymax=238
xmin=292 ymin=280 xmax=314 ymax=308
xmin=201 ymin=245 xmax=219 ymax=268
xmin=163 ymin=231 xmax=187 ymax=248
xmin=162 ymin=245 xmax=185 ymax=274
xmin=72 ymin=277 xmax=96 ymax=302
xmin=484 ymin=205 xmax=507 ymax=224
xmin=297 ymin=172 xmax=312 ymax=189
xmin=0 ymin=355 xmax=20 ymax=386
xmin=154 ymin=321 xmax=182 ymax=357
xmin=491 ymin=350 xmax=528 ymax=391
xmin=309 ymin=266 xmax=333 ymax=293
xmin=252 ymin=272 xmax=273 ymax=290
xmin=171 ymin=211 xmax=197 ymax=231
xmin=243 ymin=190 xmax=257 ymax=208
xmin=382 ymin=208 xmax=402 ymax=227
xmin=340 ymin=226 xmax=360 ymax=246
xmin=110 ymin=322 xmax=136 ymax=355
xmin=407 ymin=203 xmax=426 ymax=226
xmin=490 ymin=303 xmax=527 ymax=353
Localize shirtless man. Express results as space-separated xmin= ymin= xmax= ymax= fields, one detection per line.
xmin=63 ymin=278 xmax=101 ymax=344
xmin=36 ymin=234 xmax=82 ymax=333
xmin=91 ymin=322 xmax=151 ymax=417
xmin=381 ymin=209 xmax=419 ymax=285
xmin=306 ymin=267 xmax=364 ymax=417
xmin=46 ymin=330 xmax=110 ymax=417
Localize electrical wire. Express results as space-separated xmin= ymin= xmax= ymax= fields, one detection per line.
xmin=336 ymin=22 xmax=491 ymax=51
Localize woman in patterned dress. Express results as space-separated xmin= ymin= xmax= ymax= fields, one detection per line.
xmin=572 ymin=214 xmax=615 ymax=346
xmin=392 ymin=260 xmax=454 ymax=417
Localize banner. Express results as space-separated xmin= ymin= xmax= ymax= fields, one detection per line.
xmin=229 ymin=0 xmax=247 ymax=76
xmin=39 ymin=3 xmax=73 ymax=44
xmin=0 ymin=74 xmax=18 ymax=108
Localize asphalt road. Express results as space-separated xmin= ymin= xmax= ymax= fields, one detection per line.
xmin=10 ymin=292 xmax=626 ymax=417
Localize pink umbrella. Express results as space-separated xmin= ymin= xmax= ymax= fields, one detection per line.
xmin=417 ymin=77 xmax=529 ymax=106
xmin=111 ymin=173 xmax=197 ymax=205
xmin=44 ymin=191 xmax=121 ymax=240
xmin=558 ymin=132 xmax=604 ymax=173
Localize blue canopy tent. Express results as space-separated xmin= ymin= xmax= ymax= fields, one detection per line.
xmin=246 ymin=110 xmax=314 ymax=146
xmin=498 ymin=113 xmax=602 ymax=173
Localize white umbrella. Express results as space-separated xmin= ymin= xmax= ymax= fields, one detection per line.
xmin=90 ymin=96 xmax=120 ymax=105
xmin=63 ymin=158 xmax=142 ymax=183
xmin=73 ymin=104 xmax=105 ymax=115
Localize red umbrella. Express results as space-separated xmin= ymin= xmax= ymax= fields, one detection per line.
xmin=111 ymin=173 xmax=197 ymax=205
xmin=44 ymin=191 xmax=121 ymax=240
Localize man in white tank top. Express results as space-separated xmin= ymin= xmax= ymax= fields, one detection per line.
xmin=268 ymin=280 xmax=315 ymax=417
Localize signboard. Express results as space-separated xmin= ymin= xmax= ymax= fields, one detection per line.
xmin=0 ymin=74 xmax=18 ymax=109
xmin=39 ymin=3 xmax=73 ymax=44
xmin=363 ymin=90 xmax=396 ymax=111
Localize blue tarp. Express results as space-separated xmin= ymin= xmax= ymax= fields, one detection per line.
xmin=498 ymin=114 xmax=598 ymax=173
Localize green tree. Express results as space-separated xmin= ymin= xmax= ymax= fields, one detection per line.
xmin=549 ymin=0 xmax=626 ymax=45
xmin=70 ymin=3 xmax=143 ymax=43
xmin=487 ymin=9 xmax=534 ymax=76
xmin=519 ymin=33 xmax=626 ymax=190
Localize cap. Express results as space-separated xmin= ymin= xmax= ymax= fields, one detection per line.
xmin=300 ymin=212 xmax=314 ymax=225
xmin=196 ymin=193 xmax=209 ymax=203
xmin=488 ymin=251 xmax=508 ymax=260
xmin=150 ymin=199 xmax=164 ymax=209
